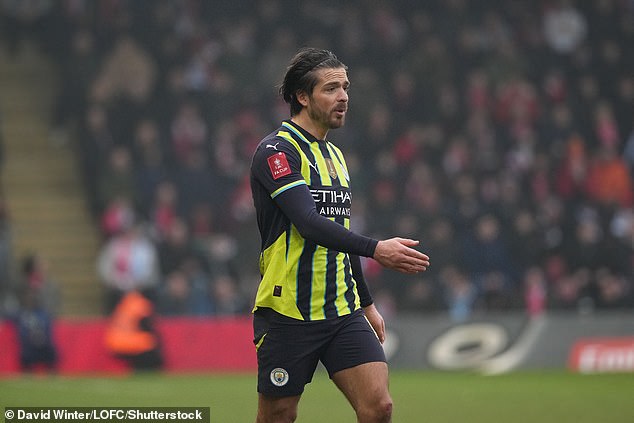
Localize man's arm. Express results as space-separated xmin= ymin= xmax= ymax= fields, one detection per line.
xmin=275 ymin=186 xmax=430 ymax=273
xmin=275 ymin=185 xmax=378 ymax=257
xmin=351 ymin=253 xmax=386 ymax=344
xmin=350 ymin=254 xmax=372 ymax=307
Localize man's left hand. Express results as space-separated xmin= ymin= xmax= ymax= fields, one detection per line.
xmin=363 ymin=303 xmax=386 ymax=344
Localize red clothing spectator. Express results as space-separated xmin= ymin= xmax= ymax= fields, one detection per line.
xmin=585 ymin=147 xmax=633 ymax=207
xmin=555 ymin=135 xmax=589 ymax=199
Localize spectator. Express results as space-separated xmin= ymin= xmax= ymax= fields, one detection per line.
xmin=100 ymin=196 xmax=136 ymax=240
xmin=20 ymin=253 xmax=60 ymax=315
xmin=78 ymin=103 xmax=116 ymax=214
xmin=170 ymin=101 xmax=208 ymax=166
xmin=564 ymin=210 xmax=606 ymax=273
xmin=542 ymin=0 xmax=587 ymax=55
xmin=440 ymin=266 xmax=476 ymax=323
xmin=523 ymin=266 xmax=547 ymax=317
xmin=97 ymin=146 xmax=136 ymax=214
xmin=97 ymin=223 xmax=160 ymax=313
xmin=461 ymin=213 xmax=517 ymax=309
xmin=554 ymin=135 xmax=589 ymax=203
xmin=34 ymin=1 xmax=633 ymax=316
xmin=13 ymin=289 xmax=58 ymax=373
xmin=508 ymin=208 xmax=544 ymax=274
xmin=422 ymin=217 xmax=460 ymax=281
xmin=594 ymin=268 xmax=632 ymax=309
xmin=104 ymin=289 xmax=163 ymax=371
xmin=51 ymin=28 xmax=99 ymax=143
xmin=584 ymin=145 xmax=633 ymax=208
xmin=92 ymin=35 xmax=157 ymax=109
xmin=174 ymin=151 xmax=217 ymax=218
xmin=156 ymin=270 xmax=195 ymax=316
xmin=210 ymin=274 xmax=247 ymax=316
xmin=156 ymin=217 xmax=199 ymax=277
xmin=148 ymin=181 xmax=180 ymax=242
xmin=132 ymin=118 xmax=170 ymax=216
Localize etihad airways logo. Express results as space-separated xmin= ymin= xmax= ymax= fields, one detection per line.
xmin=310 ymin=189 xmax=351 ymax=218
xmin=311 ymin=189 xmax=351 ymax=203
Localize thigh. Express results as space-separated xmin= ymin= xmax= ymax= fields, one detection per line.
xmin=331 ymin=361 xmax=391 ymax=412
xmin=321 ymin=309 xmax=386 ymax=377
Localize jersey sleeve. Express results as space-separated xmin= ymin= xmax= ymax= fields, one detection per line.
xmin=252 ymin=135 xmax=378 ymax=258
xmin=350 ymin=254 xmax=373 ymax=307
xmin=274 ymin=185 xmax=378 ymax=258
xmin=251 ymin=140 xmax=306 ymax=198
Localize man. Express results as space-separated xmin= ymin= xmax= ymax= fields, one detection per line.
xmin=250 ymin=47 xmax=430 ymax=423
xmin=104 ymin=289 xmax=163 ymax=371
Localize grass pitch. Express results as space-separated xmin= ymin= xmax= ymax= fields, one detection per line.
xmin=1 ymin=370 xmax=632 ymax=422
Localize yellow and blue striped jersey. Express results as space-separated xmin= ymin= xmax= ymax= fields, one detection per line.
xmin=250 ymin=121 xmax=366 ymax=321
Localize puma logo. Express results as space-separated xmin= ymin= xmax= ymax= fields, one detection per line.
xmin=308 ymin=162 xmax=319 ymax=174
xmin=266 ymin=143 xmax=280 ymax=150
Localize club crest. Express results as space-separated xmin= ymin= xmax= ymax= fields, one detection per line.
xmin=325 ymin=158 xmax=338 ymax=179
xmin=270 ymin=368 xmax=289 ymax=386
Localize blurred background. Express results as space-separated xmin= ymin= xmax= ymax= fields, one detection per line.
xmin=0 ymin=0 xmax=632 ymax=375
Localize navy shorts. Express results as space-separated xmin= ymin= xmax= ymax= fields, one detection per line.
xmin=253 ymin=307 xmax=386 ymax=397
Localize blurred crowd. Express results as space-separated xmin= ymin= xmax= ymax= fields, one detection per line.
xmin=1 ymin=0 xmax=633 ymax=321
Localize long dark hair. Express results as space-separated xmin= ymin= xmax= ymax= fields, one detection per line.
xmin=279 ymin=47 xmax=347 ymax=116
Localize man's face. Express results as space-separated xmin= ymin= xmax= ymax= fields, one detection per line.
xmin=303 ymin=67 xmax=350 ymax=130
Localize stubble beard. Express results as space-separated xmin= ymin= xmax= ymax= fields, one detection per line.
xmin=308 ymin=101 xmax=346 ymax=130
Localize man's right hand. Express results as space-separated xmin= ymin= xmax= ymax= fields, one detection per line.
xmin=373 ymin=238 xmax=430 ymax=274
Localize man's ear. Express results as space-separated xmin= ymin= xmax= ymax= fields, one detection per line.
xmin=296 ymin=90 xmax=309 ymax=107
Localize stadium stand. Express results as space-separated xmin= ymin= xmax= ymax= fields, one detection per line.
xmin=0 ymin=0 xmax=632 ymax=319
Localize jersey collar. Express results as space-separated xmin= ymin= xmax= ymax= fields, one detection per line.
xmin=281 ymin=120 xmax=320 ymax=145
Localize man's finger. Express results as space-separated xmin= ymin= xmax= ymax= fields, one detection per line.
xmin=404 ymin=256 xmax=430 ymax=267
xmin=402 ymin=248 xmax=429 ymax=260
xmin=395 ymin=238 xmax=420 ymax=247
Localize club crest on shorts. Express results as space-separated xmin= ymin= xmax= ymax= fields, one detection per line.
xmin=270 ymin=368 xmax=289 ymax=386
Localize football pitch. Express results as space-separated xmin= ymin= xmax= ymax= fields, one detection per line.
xmin=1 ymin=370 xmax=633 ymax=422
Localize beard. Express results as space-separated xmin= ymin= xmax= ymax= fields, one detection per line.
xmin=307 ymin=99 xmax=346 ymax=129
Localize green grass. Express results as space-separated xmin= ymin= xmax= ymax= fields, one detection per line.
xmin=1 ymin=370 xmax=633 ymax=422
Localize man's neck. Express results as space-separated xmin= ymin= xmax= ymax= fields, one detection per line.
xmin=290 ymin=114 xmax=328 ymax=141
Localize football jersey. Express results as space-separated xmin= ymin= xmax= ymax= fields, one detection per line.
xmin=250 ymin=120 xmax=362 ymax=321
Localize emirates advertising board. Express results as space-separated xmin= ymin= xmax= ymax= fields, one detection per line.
xmin=568 ymin=337 xmax=634 ymax=373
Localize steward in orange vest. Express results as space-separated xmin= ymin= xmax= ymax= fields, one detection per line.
xmin=104 ymin=290 xmax=163 ymax=370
